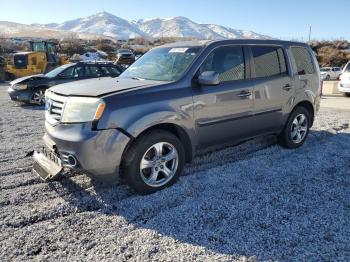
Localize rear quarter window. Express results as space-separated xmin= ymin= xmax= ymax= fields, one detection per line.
xmin=291 ymin=46 xmax=315 ymax=75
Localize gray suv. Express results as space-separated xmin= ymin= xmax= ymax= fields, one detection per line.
xmin=33 ymin=40 xmax=321 ymax=194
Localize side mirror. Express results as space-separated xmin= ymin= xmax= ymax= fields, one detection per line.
xmin=198 ymin=71 xmax=220 ymax=86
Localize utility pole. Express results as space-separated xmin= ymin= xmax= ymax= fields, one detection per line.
xmin=308 ymin=26 xmax=312 ymax=42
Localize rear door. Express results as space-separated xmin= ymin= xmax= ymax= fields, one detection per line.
xmin=192 ymin=45 xmax=254 ymax=147
xmin=249 ymin=46 xmax=294 ymax=135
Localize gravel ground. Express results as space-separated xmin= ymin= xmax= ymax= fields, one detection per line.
xmin=1 ymin=83 xmax=350 ymax=261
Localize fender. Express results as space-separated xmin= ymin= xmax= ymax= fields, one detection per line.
xmin=122 ymin=110 xmax=197 ymax=153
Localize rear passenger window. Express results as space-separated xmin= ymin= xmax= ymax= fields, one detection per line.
xmin=291 ymin=47 xmax=315 ymax=75
xmin=100 ymin=66 xmax=121 ymax=76
xmin=85 ymin=66 xmax=101 ymax=77
xmin=200 ymin=46 xmax=245 ymax=82
xmin=251 ymin=46 xmax=287 ymax=78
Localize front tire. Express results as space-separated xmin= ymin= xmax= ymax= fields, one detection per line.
xmin=344 ymin=92 xmax=350 ymax=97
xmin=278 ymin=107 xmax=311 ymax=149
xmin=122 ymin=130 xmax=185 ymax=194
xmin=30 ymin=88 xmax=46 ymax=105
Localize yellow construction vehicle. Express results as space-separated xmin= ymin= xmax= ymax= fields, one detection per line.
xmin=5 ymin=41 xmax=69 ymax=80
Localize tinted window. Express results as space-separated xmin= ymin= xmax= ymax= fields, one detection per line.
xmin=108 ymin=66 xmax=122 ymax=76
xmin=344 ymin=63 xmax=350 ymax=72
xmin=200 ymin=46 xmax=245 ymax=82
xmin=251 ymin=46 xmax=287 ymax=78
xmin=60 ymin=66 xmax=74 ymax=78
xmin=291 ymin=47 xmax=315 ymax=75
xmin=73 ymin=66 xmax=84 ymax=78
xmin=85 ymin=66 xmax=101 ymax=77
xmin=100 ymin=66 xmax=121 ymax=76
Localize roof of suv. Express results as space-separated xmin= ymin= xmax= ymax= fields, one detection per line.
xmin=159 ymin=39 xmax=310 ymax=48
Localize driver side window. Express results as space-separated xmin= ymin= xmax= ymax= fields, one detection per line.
xmin=59 ymin=67 xmax=74 ymax=78
xmin=200 ymin=46 xmax=245 ymax=82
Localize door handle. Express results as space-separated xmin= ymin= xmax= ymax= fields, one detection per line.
xmin=237 ymin=91 xmax=252 ymax=98
xmin=283 ymin=84 xmax=292 ymax=91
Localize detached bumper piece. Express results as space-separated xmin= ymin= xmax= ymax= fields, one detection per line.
xmin=32 ymin=147 xmax=63 ymax=181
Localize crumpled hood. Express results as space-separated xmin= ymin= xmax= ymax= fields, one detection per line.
xmin=49 ymin=77 xmax=164 ymax=97
xmin=10 ymin=74 xmax=46 ymax=85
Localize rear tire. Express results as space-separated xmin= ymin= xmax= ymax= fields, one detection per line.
xmin=278 ymin=107 xmax=311 ymax=149
xmin=344 ymin=93 xmax=350 ymax=97
xmin=122 ymin=130 xmax=185 ymax=194
xmin=325 ymin=75 xmax=330 ymax=80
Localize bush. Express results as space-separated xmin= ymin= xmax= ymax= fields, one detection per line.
xmin=309 ymin=40 xmax=350 ymax=67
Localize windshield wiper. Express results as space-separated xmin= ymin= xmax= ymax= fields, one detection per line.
xmin=130 ymin=77 xmax=145 ymax=81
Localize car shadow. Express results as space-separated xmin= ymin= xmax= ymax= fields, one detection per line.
xmin=19 ymin=104 xmax=45 ymax=110
xmin=51 ymin=129 xmax=350 ymax=260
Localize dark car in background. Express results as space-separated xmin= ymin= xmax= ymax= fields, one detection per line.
xmin=115 ymin=49 xmax=135 ymax=66
xmin=8 ymin=61 xmax=124 ymax=105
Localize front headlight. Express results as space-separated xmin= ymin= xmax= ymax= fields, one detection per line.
xmin=13 ymin=84 xmax=27 ymax=90
xmin=61 ymin=97 xmax=106 ymax=123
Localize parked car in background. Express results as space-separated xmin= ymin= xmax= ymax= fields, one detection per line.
xmin=320 ymin=67 xmax=342 ymax=80
xmin=338 ymin=61 xmax=350 ymax=97
xmin=33 ymin=39 xmax=320 ymax=194
xmin=0 ymin=56 xmax=5 ymax=81
xmin=8 ymin=62 xmax=124 ymax=105
xmin=115 ymin=49 xmax=135 ymax=65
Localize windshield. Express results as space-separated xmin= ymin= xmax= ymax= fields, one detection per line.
xmin=121 ymin=46 xmax=201 ymax=81
xmin=45 ymin=64 xmax=73 ymax=78
xmin=320 ymin=68 xmax=330 ymax=72
xmin=344 ymin=63 xmax=350 ymax=73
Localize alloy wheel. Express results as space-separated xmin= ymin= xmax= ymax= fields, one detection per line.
xmin=140 ymin=142 xmax=179 ymax=187
xmin=290 ymin=113 xmax=308 ymax=144
xmin=31 ymin=90 xmax=45 ymax=105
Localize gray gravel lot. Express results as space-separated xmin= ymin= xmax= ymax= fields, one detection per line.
xmin=1 ymin=83 xmax=350 ymax=261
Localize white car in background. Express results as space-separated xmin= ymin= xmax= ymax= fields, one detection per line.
xmin=338 ymin=62 xmax=350 ymax=97
xmin=320 ymin=67 xmax=342 ymax=80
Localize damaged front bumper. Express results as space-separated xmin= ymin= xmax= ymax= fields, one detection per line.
xmin=32 ymin=121 xmax=131 ymax=181
xmin=32 ymin=146 xmax=63 ymax=180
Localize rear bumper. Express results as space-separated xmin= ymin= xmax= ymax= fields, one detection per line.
xmin=7 ymin=87 xmax=31 ymax=102
xmin=42 ymin=121 xmax=131 ymax=179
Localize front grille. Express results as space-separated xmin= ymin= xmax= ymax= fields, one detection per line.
xmin=45 ymin=91 xmax=67 ymax=123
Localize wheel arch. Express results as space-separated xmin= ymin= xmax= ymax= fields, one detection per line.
xmin=122 ymin=122 xmax=194 ymax=166
xmin=292 ymin=100 xmax=315 ymax=127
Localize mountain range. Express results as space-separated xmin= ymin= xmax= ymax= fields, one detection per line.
xmin=0 ymin=11 xmax=270 ymax=40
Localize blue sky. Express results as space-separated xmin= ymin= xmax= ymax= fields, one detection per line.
xmin=1 ymin=0 xmax=349 ymax=40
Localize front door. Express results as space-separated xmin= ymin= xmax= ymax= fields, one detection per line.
xmin=192 ymin=45 xmax=254 ymax=147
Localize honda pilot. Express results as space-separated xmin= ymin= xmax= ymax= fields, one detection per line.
xmin=33 ymin=40 xmax=321 ymax=194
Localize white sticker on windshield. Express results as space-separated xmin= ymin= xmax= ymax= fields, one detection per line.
xmin=169 ymin=48 xmax=189 ymax=53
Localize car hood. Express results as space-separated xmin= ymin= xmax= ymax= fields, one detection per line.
xmin=10 ymin=74 xmax=46 ymax=85
xmin=49 ymin=77 xmax=165 ymax=97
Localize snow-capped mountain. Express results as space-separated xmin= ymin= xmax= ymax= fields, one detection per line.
xmin=137 ymin=16 xmax=223 ymax=39
xmin=0 ymin=12 xmax=270 ymax=40
xmin=54 ymin=12 xmax=147 ymax=39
